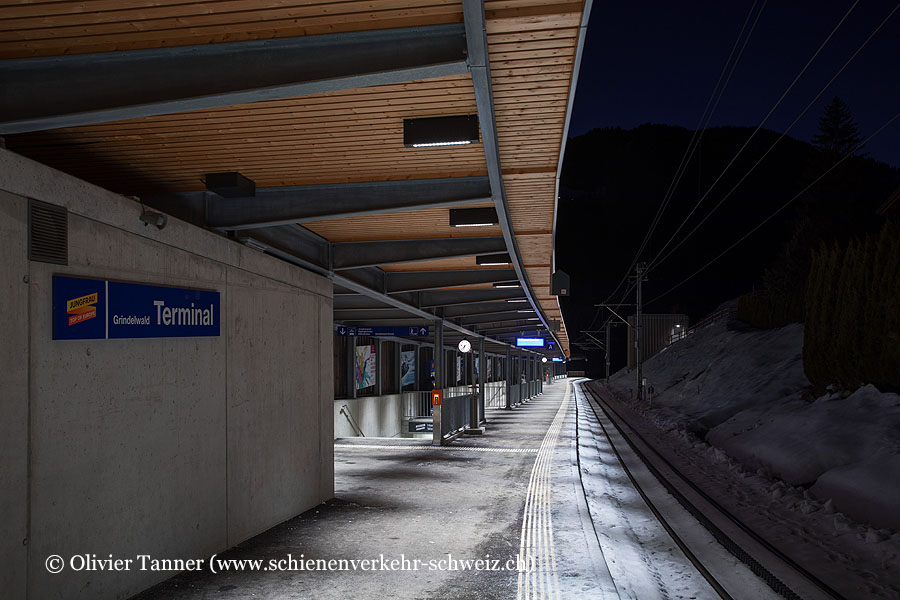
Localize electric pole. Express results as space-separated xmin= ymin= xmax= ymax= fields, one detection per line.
xmin=633 ymin=262 xmax=647 ymax=404
xmin=605 ymin=323 xmax=611 ymax=382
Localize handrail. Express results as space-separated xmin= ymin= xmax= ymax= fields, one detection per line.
xmin=339 ymin=404 xmax=365 ymax=437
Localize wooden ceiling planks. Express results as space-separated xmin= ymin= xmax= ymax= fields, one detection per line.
xmin=0 ymin=0 xmax=465 ymax=59
xmin=303 ymin=204 xmax=498 ymax=242
xmin=1 ymin=0 xmax=586 ymax=355
xmin=7 ymin=74 xmax=486 ymax=194
xmin=485 ymin=0 xmax=584 ymax=355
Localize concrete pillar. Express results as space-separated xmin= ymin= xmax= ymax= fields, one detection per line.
xmin=375 ymin=339 xmax=383 ymax=396
xmin=432 ymin=319 xmax=443 ymax=445
xmin=348 ymin=335 xmax=357 ymax=399
xmin=478 ymin=338 xmax=485 ymax=423
xmin=505 ymin=345 xmax=512 ymax=410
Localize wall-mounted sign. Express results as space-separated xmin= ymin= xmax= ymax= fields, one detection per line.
xmin=355 ymin=344 xmax=376 ymax=390
xmin=408 ymin=420 xmax=434 ymax=433
xmin=335 ymin=325 xmax=429 ymax=337
xmin=552 ymin=357 xmax=565 ymax=362
xmin=53 ymin=275 xmax=220 ymax=340
xmin=516 ymin=337 xmax=545 ymax=347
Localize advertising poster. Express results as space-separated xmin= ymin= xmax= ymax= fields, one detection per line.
xmin=400 ymin=350 xmax=416 ymax=387
xmin=355 ymin=344 xmax=376 ymax=390
xmin=456 ymin=355 xmax=463 ymax=383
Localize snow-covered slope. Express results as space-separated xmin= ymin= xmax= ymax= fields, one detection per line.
xmin=607 ymin=318 xmax=900 ymax=533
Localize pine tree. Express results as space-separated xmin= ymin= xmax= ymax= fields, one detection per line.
xmin=812 ymin=97 xmax=865 ymax=158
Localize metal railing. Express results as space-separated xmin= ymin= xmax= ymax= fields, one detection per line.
xmin=440 ymin=395 xmax=471 ymax=438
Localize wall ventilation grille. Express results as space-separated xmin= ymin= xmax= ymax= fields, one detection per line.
xmin=28 ymin=198 xmax=68 ymax=265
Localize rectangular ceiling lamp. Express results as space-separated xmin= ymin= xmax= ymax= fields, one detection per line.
xmin=493 ymin=281 xmax=521 ymax=288
xmin=476 ymin=253 xmax=511 ymax=266
xmin=516 ymin=337 xmax=545 ymax=347
xmin=450 ymin=207 xmax=498 ymax=227
xmin=205 ymin=171 xmax=256 ymax=197
xmin=403 ymin=115 xmax=479 ymax=148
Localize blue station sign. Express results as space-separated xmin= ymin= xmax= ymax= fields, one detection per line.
xmin=53 ymin=275 xmax=220 ymax=340
xmin=335 ymin=325 xmax=429 ymax=338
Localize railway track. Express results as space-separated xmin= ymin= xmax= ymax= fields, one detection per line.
xmin=574 ymin=380 xmax=847 ymax=600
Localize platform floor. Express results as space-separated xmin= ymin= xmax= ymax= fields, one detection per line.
xmin=134 ymin=380 xmax=615 ymax=599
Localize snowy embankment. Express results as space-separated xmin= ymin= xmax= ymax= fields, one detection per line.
xmin=606 ymin=317 xmax=900 ymax=534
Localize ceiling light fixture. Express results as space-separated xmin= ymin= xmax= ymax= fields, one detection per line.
xmin=403 ymin=115 xmax=479 ymax=148
xmin=493 ymin=281 xmax=521 ymax=289
xmin=449 ymin=207 xmax=499 ymax=227
xmin=476 ymin=253 xmax=511 ymax=266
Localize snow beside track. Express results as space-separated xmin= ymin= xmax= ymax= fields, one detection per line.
xmin=598 ymin=317 xmax=900 ymax=599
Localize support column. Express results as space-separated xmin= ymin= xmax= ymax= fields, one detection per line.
xmin=505 ymin=345 xmax=512 ymax=410
xmin=469 ymin=350 xmax=478 ymax=430
xmin=348 ymin=335 xmax=357 ymax=399
xmin=375 ymin=339 xmax=383 ymax=396
xmin=478 ymin=337 xmax=486 ymax=424
xmin=432 ymin=318 xmax=444 ymax=446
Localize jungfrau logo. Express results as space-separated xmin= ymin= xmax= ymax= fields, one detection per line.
xmin=67 ymin=292 xmax=98 ymax=326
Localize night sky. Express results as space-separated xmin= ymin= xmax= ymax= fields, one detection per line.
xmin=558 ymin=0 xmax=899 ymax=369
xmin=569 ymin=0 xmax=900 ymax=168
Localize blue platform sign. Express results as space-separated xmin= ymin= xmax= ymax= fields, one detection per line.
xmin=53 ymin=275 xmax=220 ymax=340
xmin=335 ymin=325 xmax=429 ymax=338
xmin=516 ymin=337 xmax=545 ymax=348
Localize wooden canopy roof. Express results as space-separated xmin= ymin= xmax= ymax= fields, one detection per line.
xmin=1 ymin=0 xmax=592 ymax=358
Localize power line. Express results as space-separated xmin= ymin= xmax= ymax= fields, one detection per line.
xmin=592 ymin=0 xmax=767 ymax=319
xmin=645 ymin=109 xmax=900 ymax=306
xmin=644 ymin=0 xmax=862 ymax=272
xmin=647 ymin=1 xmax=900 ymax=274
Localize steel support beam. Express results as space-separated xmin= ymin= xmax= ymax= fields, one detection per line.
xmin=0 ymin=24 xmax=468 ymax=133
xmin=419 ymin=288 xmax=525 ymax=308
xmin=200 ymin=177 xmax=492 ymax=230
xmin=385 ymin=268 xmax=516 ymax=293
xmin=230 ymin=227 xmax=520 ymax=353
xmin=332 ymin=237 xmax=506 ymax=270
xmin=442 ymin=302 xmax=529 ymax=319
xmin=460 ymin=311 xmax=536 ymax=325
xmin=462 ymin=0 xmax=565 ymax=355
xmin=333 ymin=309 xmax=417 ymax=321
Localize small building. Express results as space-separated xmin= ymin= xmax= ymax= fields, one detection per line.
xmin=626 ymin=314 xmax=690 ymax=369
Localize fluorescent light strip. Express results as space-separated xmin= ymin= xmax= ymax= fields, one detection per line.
xmin=452 ymin=222 xmax=495 ymax=227
xmin=506 ymin=299 xmax=529 ymax=303
xmin=410 ymin=141 xmax=473 ymax=148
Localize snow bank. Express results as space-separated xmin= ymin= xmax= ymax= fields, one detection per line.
xmin=608 ymin=318 xmax=900 ymax=533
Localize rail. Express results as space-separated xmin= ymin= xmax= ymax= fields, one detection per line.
xmin=578 ymin=381 xmax=846 ymax=600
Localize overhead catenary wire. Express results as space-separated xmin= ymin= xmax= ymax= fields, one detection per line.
xmin=647 ymin=1 xmax=900 ymax=274
xmin=644 ymin=0 xmax=862 ymax=273
xmin=645 ymin=109 xmax=900 ymax=306
xmin=598 ymin=1 xmax=765 ymax=314
xmin=585 ymin=1 xmax=767 ymax=336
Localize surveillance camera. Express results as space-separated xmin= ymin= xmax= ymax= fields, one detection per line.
xmin=140 ymin=209 xmax=167 ymax=230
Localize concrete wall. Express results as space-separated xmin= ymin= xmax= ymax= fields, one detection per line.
xmin=0 ymin=149 xmax=334 ymax=600
xmin=0 ymin=190 xmax=29 ymax=600
xmin=334 ymin=394 xmax=410 ymax=438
